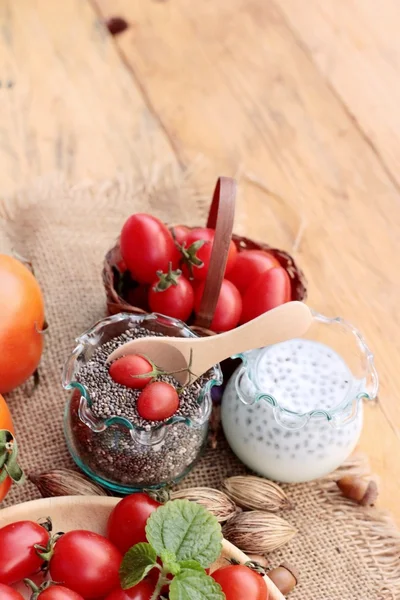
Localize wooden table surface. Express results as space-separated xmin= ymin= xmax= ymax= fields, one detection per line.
xmin=1 ymin=1 xmax=399 ymax=521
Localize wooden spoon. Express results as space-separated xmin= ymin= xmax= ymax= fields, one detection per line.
xmin=106 ymin=301 xmax=313 ymax=385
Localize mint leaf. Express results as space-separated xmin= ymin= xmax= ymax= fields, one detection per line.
xmin=119 ymin=542 xmax=157 ymax=589
xmin=169 ymin=570 xmax=224 ymax=600
xmin=146 ymin=499 xmax=222 ymax=568
xmin=179 ymin=560 xmax=206 ymax=574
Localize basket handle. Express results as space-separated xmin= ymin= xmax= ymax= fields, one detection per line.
xmin=194 ymin=177 xmax=237 ymax=329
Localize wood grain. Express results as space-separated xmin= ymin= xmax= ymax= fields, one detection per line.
xmin=93 ymin=0 xmax=400 ymax=521
xmin=0 ymin=0 xmax=177 ymax=196
xmin=278 ymin=0 xmax=400 ymax=190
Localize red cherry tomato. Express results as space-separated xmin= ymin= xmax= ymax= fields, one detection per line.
xmin=0 ymin=584 xmax=24 ymax=600
xmin=35 ymin=586 xmax=85 ymax=600
xmin=107 ymin=493 xmax=161 ymax=554
xmin=120 ymin=214 xmax=179 ymax=284
xmin=49 ymin=531 xmax=121 ymax=599
xmin=109 ymin=355 xmax=153 ymax=389
xmin=0 ymin=521 xmax=50 ymax=585
xmin=227 ymin=250 xmax=280 ymax=295
xmin=240 ymin=267 xmax=291 ymax=324
xmin=194 ymin=279 xmax=242 ymax=332
xmin=212 ymin=565 xmax=268 ymax=600
xmin=149 ymin=274 xmax=194 ymax=321
xmin=137 ymin=382 xmax=179 ymax=421
xmin=171 ymin=225 xmax=190 ymax=246
xmin=105 ymin=580 xmax=155 ymax=600
xmin=184 ymin=228 xmax=237 ymax=280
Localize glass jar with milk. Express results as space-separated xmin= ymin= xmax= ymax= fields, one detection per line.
xmin=221 ymin=312 xmax=378 ymax=482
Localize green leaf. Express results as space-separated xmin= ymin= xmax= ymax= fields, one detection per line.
xmin=146 ymin=499 xmax=222 ymax=568
xmin=119 ymin=543 xmax=157 ymax=590
xmin=169 ymin=571 xmax=225 ymax=600
xmin=179 ymin=560 xmax=206 ymax=574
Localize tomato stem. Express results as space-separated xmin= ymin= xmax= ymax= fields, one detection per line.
xmin=150 ymin=568 xmax=170 ymax=600
xmin=130 ymin=349 xmax=198 ymax=389
xmin=0 ymin=430 xmax=25 ymax=490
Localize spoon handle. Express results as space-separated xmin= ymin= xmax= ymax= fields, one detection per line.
xmin=195 ymin=301 xmax=313 ymax=374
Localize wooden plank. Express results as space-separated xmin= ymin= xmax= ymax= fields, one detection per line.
xmin=94 ymin=0 xmax=400 ymax=521
xmin=0 ymin=0 xmax=177 ymax=196
xmin=278 ymin=0 xmax=400 ymax=189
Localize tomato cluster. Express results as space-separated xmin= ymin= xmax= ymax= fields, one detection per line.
xmin=119 ymin=214 xmax=291 ymax=332
xmin=0 ymin=493 xmax=267 ymax=600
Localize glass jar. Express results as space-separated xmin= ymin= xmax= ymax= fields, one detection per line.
xmin=63 ymin=313 xmax=222 ymax=494
xmin=221 ymin=312 xmax=378 ymax=483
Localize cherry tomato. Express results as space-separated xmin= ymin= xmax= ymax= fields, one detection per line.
xmin=105 ymin=580 xmax=155 ymax=600
xmin=184 ymin=228 xmax=237 ymax=280
xmin=0 ymin=254 xmax=45 ymax=394
xmin=0 ymin=584 xmax=24 ymax=600
xmin=240 ymin=267 xmax=291 ymax=324
xmin=170 ymin=225 xmax=190 ymax=246
xmin=137 ymin=382 xmax=179 ymax=421
xmin=149 ymin=273 xmax=194 ymax=321
xmin=212 ymin=565 xmax=268 ymax=600
xmin=109 ymin=355 xmax=153 ymax=389
xmin=194 ymin=279 xmax=242 ymax=332
xmin=0 ymin=394 xmax=15 ymax=502
xmin=120 ymin=214 xmax=179 ymax=284
xmin=34 ymin=585 xmax=84 ymax=600
xmin=0 ymin=521 xmax=50 ymax=585
xmin=227 ymin=250 xmax=280 ymax=295
xmin=49 ymin=531 xmax=122 ymax=599
xmin=107 ymin=493 xmax=161 ymax=554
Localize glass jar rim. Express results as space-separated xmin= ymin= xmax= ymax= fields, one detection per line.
xmin=63 ymin=312 xmax=223 ymax=433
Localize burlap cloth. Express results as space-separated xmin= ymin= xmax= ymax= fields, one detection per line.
xmin=1 ymin=172 xmax=399 ymax=600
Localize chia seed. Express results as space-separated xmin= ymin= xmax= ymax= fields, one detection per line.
xmin=67 ymin=326 xmax=213 ymax=490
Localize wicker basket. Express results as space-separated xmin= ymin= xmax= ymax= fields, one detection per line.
xmin=103 ymin=177 xmax=307 ymax=335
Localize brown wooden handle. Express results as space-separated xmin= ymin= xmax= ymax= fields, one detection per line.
xmin=194 ymin=177 xmax=237 ymax=329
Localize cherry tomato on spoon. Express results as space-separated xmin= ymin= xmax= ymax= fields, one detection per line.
xmin=0 ymin=520 xmax=50 ymax=585
xmin=212 ymin=564 xmax=268 ymax=600
xmin=49 ymin=531 xmax=121 ymax=599
xmin=107 ymin=493 xmax=161 ymax=554
xmin=137 ymin=382 xmax=179 ymax=421
xmin=109 ymin=355 xmax=154 ymax=389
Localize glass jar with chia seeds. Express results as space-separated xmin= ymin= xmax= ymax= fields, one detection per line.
xmin=63 ymin=313 xmax=222 ymax=494
xmin=221 ymin=312 xmax=378 ymax=483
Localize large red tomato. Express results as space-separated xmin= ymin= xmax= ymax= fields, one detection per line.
xmin=240 ymin=267 xmax=291 ymax=323
xmin=0 ymin=520 xmax=50 ymax=584
xmin=149 ymin=271 xmax=194 ymax=321
xmin=105 ymin=580 xmax=155 ymax=600
xmin=107 ymin=493 xmax=161 ymax=554
xmin=212 ymin=565 xmax=268 ymax=600
xmin=0 ymin=255 xmax=45 ymax=394
xmin=120 ymin=214 xmax=179 ymax=284
xmin=49 ymin=531 xmax=122 ymax=599
xmin=0 ymin=584 xmax=24 ymax=600
xmin=183 ymin=228 xmax=237 ymax=280
xmin=227 ymin=249 xmax=280 ymax=295
xmin=194 ymin=279 xmax=242 ymax=332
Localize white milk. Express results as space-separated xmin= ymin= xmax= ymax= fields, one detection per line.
xmin=221 ymin=339 xmax=364 ymax=482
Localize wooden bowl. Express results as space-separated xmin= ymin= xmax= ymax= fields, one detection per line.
xmin=0 ymin=496 xmax=285 ymax=599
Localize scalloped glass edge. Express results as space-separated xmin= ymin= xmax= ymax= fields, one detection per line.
xmin=232 ymin=310 xmax=379 ymax=427
xmin=62 ymin=313 xmax=223 ymax=434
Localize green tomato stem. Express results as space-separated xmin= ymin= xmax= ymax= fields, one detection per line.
xmin=150 ymin=568 xmax=170 ymax=600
